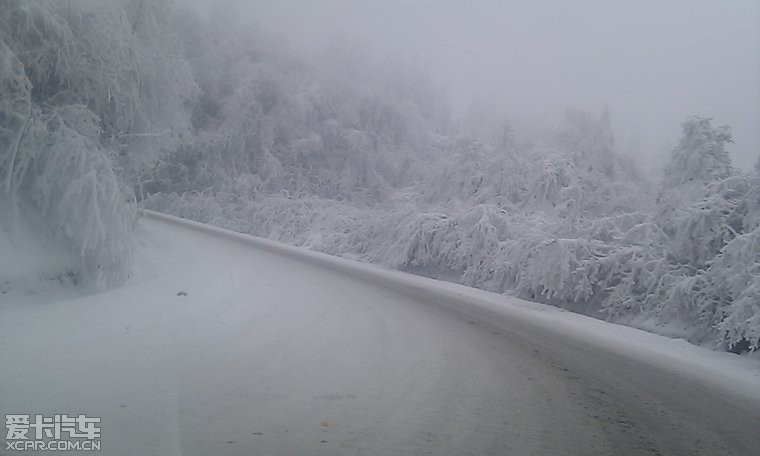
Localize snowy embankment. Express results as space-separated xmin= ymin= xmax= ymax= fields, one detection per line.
xmin=1 ymin=211 xmax=758 ymax=455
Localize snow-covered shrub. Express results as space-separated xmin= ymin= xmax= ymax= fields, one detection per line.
xmin=685 ymin=227 xmax=760 ymax=350
xmin=421 ymin=138 xmax=529 ymax=207
xmin=28 ymin=106 xmax=135 ymax=287
xmin=1 ymin=104 xmax=135 ymax=287
xmin=686 ymin=174 xmax=760 ymax=350
xmin=666 ymin=177 xmax=745 ymax=267
xmin=513 ymin=238 xmax=614 ymax=306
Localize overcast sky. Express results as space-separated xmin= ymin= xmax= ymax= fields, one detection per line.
xmin=221 ymin=0 xmax=759 ymax=170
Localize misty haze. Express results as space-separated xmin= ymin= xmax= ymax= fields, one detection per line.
xmin=1 ymin=1 xmax=759 ymax=455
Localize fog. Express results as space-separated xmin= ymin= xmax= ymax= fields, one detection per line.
xmin=3 ymin=0 xmax=759 ymax=349
xmin=224 ymin=0 xmax=760 ymax=170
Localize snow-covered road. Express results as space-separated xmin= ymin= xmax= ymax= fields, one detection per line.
xmin=1 ymin=212 xmax=759 ymax=455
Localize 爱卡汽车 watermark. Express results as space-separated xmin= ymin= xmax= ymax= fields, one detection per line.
xmin=5 ymin=414 xmax=101 ymax=452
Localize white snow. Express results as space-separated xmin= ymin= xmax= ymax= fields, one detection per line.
xmin=1 ymin=212 xmax=758 ymax=455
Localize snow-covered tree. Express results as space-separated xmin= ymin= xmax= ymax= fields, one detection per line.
xmin=663 ymin=117 xmax=733 ymax=188
xmin=0 ymin=0 xmax=198 ymax=288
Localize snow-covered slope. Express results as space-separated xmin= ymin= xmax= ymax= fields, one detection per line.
xmin=1 ymin=212 xmax=758 ymax=455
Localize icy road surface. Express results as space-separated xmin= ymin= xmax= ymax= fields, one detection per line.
xmin=1 ymin=212 xmax=759 ymax=455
